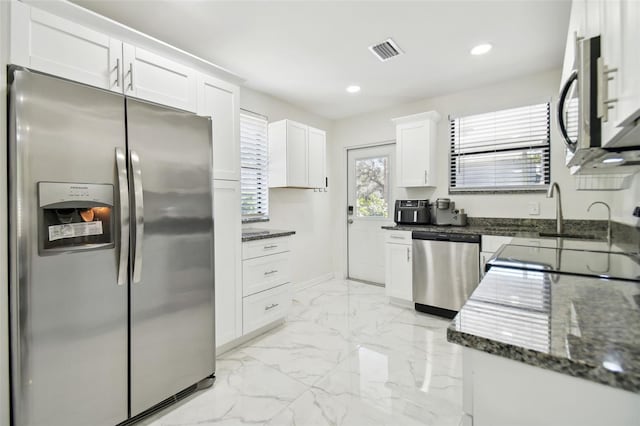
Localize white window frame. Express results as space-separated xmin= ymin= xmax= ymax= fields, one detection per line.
xmin=449 ymin=102 xmax=551 ymax=193
xmin=240 ymin=110 xmax=269 ymax=221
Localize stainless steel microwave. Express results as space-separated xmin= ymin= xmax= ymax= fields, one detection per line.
xmin=558 ymin=35 xmax=640 ymax=171
xmin=558 ymin=35 xmax=603 ymax=167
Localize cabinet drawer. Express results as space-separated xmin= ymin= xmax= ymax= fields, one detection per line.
xmin=242 ymin=237 xmax=290 ymax=260
xmin=243 ymin=283 xmax=291 ymax=335
xmin=243 ymin=252 xmax=290 ymax=297
xmin=385 ymin=230 xmax=412 ymax=244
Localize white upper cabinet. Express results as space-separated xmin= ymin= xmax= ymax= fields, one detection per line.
xmin=10 ymin=3 xmax=200 ymax=113
xmin=197 ymin=74 xmax=240 ymax=180
xmin=10 ymin=3 xmax=122 ymax=92
xmin=269 ymin=119 xmax=326 ymax=189
xmin=392 ymin=111 xmax=440 ymax=188
xmin=562 ymin=0 xmax=640 ymax=147
xmin=308 ymin=126 xmax=327 ymax=189
xmin=123 ymin=43 xmax=198 ymax=112
xmin=599 ymin=0 xmax=640 ymax=146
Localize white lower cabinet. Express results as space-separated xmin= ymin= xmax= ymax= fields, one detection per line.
xmin=213 ymin=180 xmax=242 ymax=348
xmin=480 ymin=235 xmax=513 ymax=277
xmin=242 ymin=252 xmax=290 ymax=297
xmin=243 ymin=283 xmax=292 ymax=335
xmin=384 ymin=231 xmax=413 ymax=302
xmin=241 ymin=236 xmax=292 ymax=335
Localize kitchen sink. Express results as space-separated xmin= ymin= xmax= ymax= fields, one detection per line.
xmin=537 ymin=232 xmax=600 ymax=240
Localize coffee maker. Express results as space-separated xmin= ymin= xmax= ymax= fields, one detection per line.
xmin=430 ymin=198 xmax=467 ymax=226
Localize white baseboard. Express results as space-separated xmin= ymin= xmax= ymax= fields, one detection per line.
xmin=216 ymin=319 xmax=286 ymax=357
xmin=295 ymin=272 xmax=335 ymax=292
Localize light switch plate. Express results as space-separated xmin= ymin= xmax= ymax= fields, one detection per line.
xmin=528 ymin=202 xmax=540 ymax=216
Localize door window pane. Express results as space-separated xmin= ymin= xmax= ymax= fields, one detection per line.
xmin=355 ymin=156 xmax=389 ymax=218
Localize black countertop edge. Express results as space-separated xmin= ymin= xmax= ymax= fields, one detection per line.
xmin=241 ymin=230 xmax=296 ymax=242
xmin=446 ymin=327 xmax=640 ymax=394
xmin=382 ymin=224 xmax=540 ymax=237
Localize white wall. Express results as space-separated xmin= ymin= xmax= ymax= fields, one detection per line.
xmin=329 ymin=68 xmax=623 ymax=276
xmin=239 ymin=87 xmax=335 ymax=285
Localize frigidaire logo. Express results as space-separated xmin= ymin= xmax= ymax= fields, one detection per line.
xmin=70 ymin=186 xmax=88 ymax=189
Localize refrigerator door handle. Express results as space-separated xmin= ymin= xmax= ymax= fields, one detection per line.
xmin=130 ymin=150 xmax=144 ymax=283
xmin=116 ymin=148 xmax=130 ymax=286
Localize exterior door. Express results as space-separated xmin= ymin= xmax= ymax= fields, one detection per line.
xmin=126 ymin=99 xmax=215 ymax=416
xmin=347 ymin=144 xmax=396 ymax=284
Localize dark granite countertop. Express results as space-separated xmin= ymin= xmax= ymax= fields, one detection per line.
xmin=242 ymin=228 xmax=295 ymax=242
xmin=382 ymin=217 xmax=640 ymax=254
xmin=447 ymin=266 xmax=640 ymax=393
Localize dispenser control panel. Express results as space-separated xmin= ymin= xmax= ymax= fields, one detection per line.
xmin=38 ymin=182 xmax=115 ymax=254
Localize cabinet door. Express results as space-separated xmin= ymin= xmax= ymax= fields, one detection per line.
xmin=601 ymin=0 xmax=640 ymax=145
xmin=213 ymin=180 xmax=242 ymax=347
xmin=308 ymin=126 xmax=326 ymax=188
xmin=198 ymin=74 xmax=240 ymax=180
xmin=10 ymin=3 xmax=122 ymax=92
xmin=385 ymin=243 xmax=412 ymax=301
xmin=396 ymin=120 xmax=433 ymax=187
xmin=286 ymin=120 xmax=309 ymax=187
xmin=560 ymin=0 xmax=586 ymax=85
xmin=479 ymin=251 xmax=494 ymax=278
xmin=123 ymin=43 xmax=197 ymax=112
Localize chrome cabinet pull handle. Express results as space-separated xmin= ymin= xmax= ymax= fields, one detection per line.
xmin=127 ymin=63 xmax=134 ymax=91
xmin=130 ymin=150 xmax=144 ymax=283
xmin=597 ymin=57 xmax=619 ymax=122
xmin=406 ymin=247 xmax=410 ymax=262
xmin=115 ymin=148 xmax=129 ymax=286
xmin=264 ymin=244 xmax=277 ymax=249
xmin=113 ymin=58 xmax=120 ymax=88
xmin=264 ymin=270 xmax=278 ymax=276
xmin=265 ymin=303 xmax=279 ymax=311
xmin=390 ymin=235 xmax=404 ymax=239
xmin=424 ymin=170 xmax=427 ymax=184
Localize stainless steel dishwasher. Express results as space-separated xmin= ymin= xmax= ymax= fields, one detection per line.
xmin=412 ymin=231 xmax=480 ymax=318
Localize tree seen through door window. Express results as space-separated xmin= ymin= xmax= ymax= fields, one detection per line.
xmin=355 ymin=156 xmax=389 ymax=217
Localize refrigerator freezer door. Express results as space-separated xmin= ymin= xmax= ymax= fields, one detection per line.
xmin=9 ymin=70 xmax=128 ymax=425
xmin=126 ymin=98 xmax=215 ymax=416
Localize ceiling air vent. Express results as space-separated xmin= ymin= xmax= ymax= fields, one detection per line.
xmin=368 ymin=38 xmax=403 ymax=62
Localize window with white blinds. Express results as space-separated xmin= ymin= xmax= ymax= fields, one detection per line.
xmin=240 ymin=111 xmax=269 ymax=220
xmin=450 ymin=102 xmax=551 ymax=192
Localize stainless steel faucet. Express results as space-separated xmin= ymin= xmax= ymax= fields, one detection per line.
xmin=587 ymin=201 xmax=612 ymax=245
xmin=546 ymin=182 xmax=564 ymax=234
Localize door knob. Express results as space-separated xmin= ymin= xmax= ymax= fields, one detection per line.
xmin=348 ymin=219 xmax=354 ymax=224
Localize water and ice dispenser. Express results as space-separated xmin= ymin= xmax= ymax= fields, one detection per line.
xmin=38 ymin=182 xmax=115 ymax=253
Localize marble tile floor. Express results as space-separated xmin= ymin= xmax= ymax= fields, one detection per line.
xmin=141 ymin=279 xmax=463 ymax=426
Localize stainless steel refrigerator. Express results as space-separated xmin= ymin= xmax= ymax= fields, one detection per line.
xmin=8 ymin=68 xmax=215 ymax=426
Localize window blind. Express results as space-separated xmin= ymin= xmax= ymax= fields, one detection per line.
xmin=450 ymin=102 xmax=551 ymax=192
xmin=240 ymin=111 xmax=269 ymax=220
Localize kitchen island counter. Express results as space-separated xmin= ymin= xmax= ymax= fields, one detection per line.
xmin=447 ymin=265 xmax=640 ymax=394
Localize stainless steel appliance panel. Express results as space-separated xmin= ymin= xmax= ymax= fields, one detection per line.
xmin=9 ymin=70 xmax=128 ymax=426
xmin=126 ymin=99 xmax=215 ymax=416
xmin=412 ymin=239 xmax=480 ymax=311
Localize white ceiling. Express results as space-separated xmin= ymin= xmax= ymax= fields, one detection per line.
xmin=71 ymin=0 xmax=571 ymax=120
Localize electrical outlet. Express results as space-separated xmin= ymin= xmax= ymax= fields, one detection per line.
xmin=528 ymin=202 xmax=540 ymax=216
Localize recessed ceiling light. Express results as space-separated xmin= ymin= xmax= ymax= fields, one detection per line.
xmin=471 ymin=43 xmax=492 ymax=56
xmin=346 ymin=85 xmax=361 ymax=94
